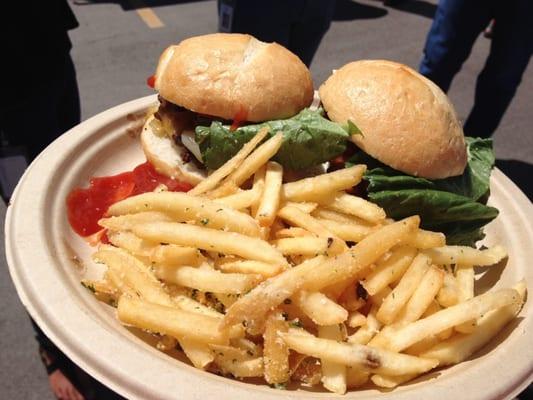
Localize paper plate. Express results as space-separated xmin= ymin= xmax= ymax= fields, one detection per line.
xmin=6 ymin=95 xmax=533 ymax=399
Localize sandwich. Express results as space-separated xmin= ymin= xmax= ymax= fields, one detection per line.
xmin=319 ymin=60 xmax=498 ymax=245
xmin=144 ymin=35 xmax=497 ymax=246
xmin=142 ymin=33 xmax=349 ymax=185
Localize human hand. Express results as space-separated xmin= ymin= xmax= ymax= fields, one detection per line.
xmin=48 ymin=370 xmax=85 ymax=400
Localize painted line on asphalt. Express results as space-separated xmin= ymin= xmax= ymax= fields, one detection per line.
xmin=129 ymin=0 xmax=165 ymax=28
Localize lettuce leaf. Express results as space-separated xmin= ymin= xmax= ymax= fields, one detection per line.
xmin=195 ymin=108 xmax=349 ymax=170
xmin=348 ymin=137 xmax=498 ymax=246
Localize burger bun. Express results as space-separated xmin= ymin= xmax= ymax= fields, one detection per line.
xmin=141 ymin=115 xmax=206 ymax=186
xmin=319 ymin=60 xmax=467 ymax=179
xmin=155 ymin=33 xmax=314 ymax=122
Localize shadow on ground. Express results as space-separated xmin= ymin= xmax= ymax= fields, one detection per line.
xmin=74 ymin=0 xmax=391 ymax=21
xmin=369 ymin=0 xmax=436 ymax=19
xmin=73 ymin=0 xmax=210 ymax=11
xmin=496 ymin=159 xmax=533 ymax=201
xmin=333 ymin=0 xmax=387 ymax=21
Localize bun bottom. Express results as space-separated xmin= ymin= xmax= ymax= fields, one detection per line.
xmin=141 ymin=116 xmax=206 ymax=186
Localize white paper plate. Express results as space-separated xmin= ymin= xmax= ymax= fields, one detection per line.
xmin=6 ymin=95 xmax=533 ymax=400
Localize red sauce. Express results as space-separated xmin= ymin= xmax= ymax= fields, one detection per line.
xmin=230 ymin=107 xmax=248 ymax=131
xmin=146 ymin=75 xmax=156 ymax=88
xmin=66 ymin=162 xmax=192 ymax=237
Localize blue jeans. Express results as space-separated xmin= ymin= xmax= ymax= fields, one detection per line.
xmin=419 ymin=0 xmax=532 ymax=137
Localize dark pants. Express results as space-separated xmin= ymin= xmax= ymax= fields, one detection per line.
xmin=0 ymin=52 xmax=80 ymax=162
xmin=218 ymin=0 xmax=336 ymax=66
xmin=32 ymin=319 xmax=124 ymax=400
xmin=419 ymin=0 xmax=532 ymax=137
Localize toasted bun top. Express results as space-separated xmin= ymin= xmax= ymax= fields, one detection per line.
xmin=319 ymin=60 xmax=467 ymax=179
xmin=154 ymin=33 xmax=314 ymax=122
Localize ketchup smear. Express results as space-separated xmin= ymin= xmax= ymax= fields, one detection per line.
xmin=146 ymin=75 xmax=156 ymax=88
xmin=230 ymin=107 xmax=248 ymax=131
xmin=66 ymin=162 xmax=192 ymax=237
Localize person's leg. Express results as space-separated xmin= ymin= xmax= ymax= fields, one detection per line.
xmin=58 ymin=53 xmax=81 ymax=136
xmin=419 ymin=0 xmax=492 ymax=92
xmin=1 ymin=52 xmax=78 ymax=162
xmin=463 ymin=0 xmax=533 ymax=137
xmin=218 ymin=0 xmax=292 ymax=49
xmin=288 ymin=0 xmax=336 ymax=66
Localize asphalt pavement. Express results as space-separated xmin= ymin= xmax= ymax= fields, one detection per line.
xmin=1 ymin=1 xmax=531 ymax=398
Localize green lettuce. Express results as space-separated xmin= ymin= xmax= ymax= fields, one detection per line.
xmin=348 ymin=138 xmax=498 ymax=246
xmin=195 ymin=108 xmax=349 ymax=170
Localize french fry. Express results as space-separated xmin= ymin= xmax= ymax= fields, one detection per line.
xmin=210 ymin=344 xmax=264 ymax=378
xmin=105 ymin=230 xmax=157 ymax=258
xmin=231 ymin=337 xmax=263 ymax=357
xmin=319 ymin=193 xmax=386 ymax=224
xmin=361 ymin=246 xmax=417 ymax=295
xmin=347 ymin=306 xmax=381 ymax=345
xmin=376 ymin=253 xmax=431 ymax=324
xmin=404 ymin=335 xmax=442 ymax=356
xmin=171 ymin=293 xmax=224 ymax=319
xmin=217 ymin=260 xmax=282 ymax=278
xmin=132 ymin=222 xmax=287 ymax=266
xmin=273 ymin=236 xmax=345 ymax=257
xmin=338 ymin=282 xmax=366 ymax=311
xmin=423 ymin=245 xmax=507 ymax=267
xmin=295 ymin=291 xmax=349 ymax=326
xmin=347 ymin=311 xmax=367 ymax=328
xmin=275 ymin=227 xmax=314 ymax=239
xmin=346 ymin=367 xmax=369 ymax=389
xmin=376 ymin=288 xmax=521 ymax=352
xmin=281 ymin=329 xmax=438 ymax=376
xmin=98 ymin=211 xmax=173 ymax=231
xmin=454 ymin=267 xmax=477 ymax=333
xmin=395 ymin=266 xmax=445 ymax=324
xmin=282 ymin=201 xmax=318 ymax=214
xmin=94 ymin=245 xmax=173 ymax=307
xmin=188 ymin=127 xmax=270 ymax=196
xmin=214 ymin=189 xmax=260 ymax=210
xmin=212 ymin=132 xmax=283 ymax=197
xmin=371 ymin=286 xmax=392 ymax=307
xmin=221 ymin=256 xmax=327 ymax=334
xmin=222 ymin=217 xmax=419 ymax=333
xmin=406 ymin=229 xmax=446 ymax=249
xmin=302 ymin=216 xmax=420 ymax=292
xmin=117 ymin=296 xmax=228 ymax=344
xmin=256 ymin=161 xmax=283 ymax=227
xmin=313 ymin=218 xmax=375 ymax=242
xmin=437 ymin=271 xmax=460 ymax=307
xmin=371 ymin=373 xmax=419 ymax=388
xmin=107 ymin=192 xmax=261 ymax=237
xmin=423 ymin=301 xmax=454 ymax=340
xmin=180 ymin=338 xmax=216 ymax=369
xmin=318 ymin=324 xmax=347 ymax=394
xmin=96 ymin=246 xmax=220 ymax=365
xmin=420 ymin=281 xmax=526 ymax=366
xmin=150 ymin=244 xmax=205 ymax=267
xmin=278 ymin=205 xmax=339 ymax=239
xmin=155 ymin=265 xmax=261 ymax=295
xmin=281 ymin=165 xmax=366 ymax=202
xmin=312 ymin=208 xmax=363 ymax=225
xmin=249 ymin=165 xmax=266 ymax=217
xmin=263 ymin=311 xmax=290 ymax=384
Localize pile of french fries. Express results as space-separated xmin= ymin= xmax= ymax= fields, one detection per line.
xmin=84 ymin=127 xmax=526 ymax=394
